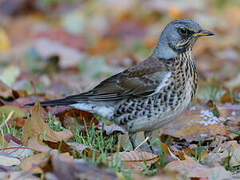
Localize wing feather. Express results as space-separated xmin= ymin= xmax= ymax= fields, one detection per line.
xmin=67 ymin=56 xmax=170 ymax=102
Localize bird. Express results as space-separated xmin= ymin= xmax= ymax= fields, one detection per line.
xmin=26 ymin=19 xmax=214 ymax=151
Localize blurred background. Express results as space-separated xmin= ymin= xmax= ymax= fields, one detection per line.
xmin=0 ymin=0 xmax=240 ymax=103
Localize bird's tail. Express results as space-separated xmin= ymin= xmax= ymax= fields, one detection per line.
xmin=24 ymin=98 xmax=75 ymax=107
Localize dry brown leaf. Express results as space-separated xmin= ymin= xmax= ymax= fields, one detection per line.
xmin=160 ymin=143 xmax=172 ymax=156
xmin=202 ymin=140 xmax=238 ymax=166
xmin=166 ymin=157 xmax=231 ymax=179
xmin=43 ymin=140 xmax=76 ymax=155
xmin=132 ymin=170 xmax=185 ymax=180
xmin=172 ymin=147 xmax=195 ymax=160
xmin=162 ymin=104 xmax=240 ymax=141
xmin=173 ymin=151 xmax=185 ymax=161
xmin=27 ymin=138 xmax=52 ymax=153
xmin=110 ymin=151 xmax=159 ymax=172
xmin=221 ymin=92 xmax=236 ymax=104
xmin=200 ymin=151 xmax=209 ymax=160
xmin=8 ymin=117 xmax=25 ymax=129
xmin=4 ymin=134 xmax=22 ymax=145
xmin=21 ymin=102 xmax=73 ymax=146
xmin=67 ymin=142 xmax=100 ymax=158
xmin=58 ymin=108 xmax=98 ymax=131
xmin=97 ymin=123 xmax=126 ymax=135
xmin=54 ymin=130 xmax=74 ymax=141
xmin=183 ymin=147 xmax=195 ymax=157
xmin=21 ymin=150 xmax=73 ymax=174
xmin=0 ymin=80 xmax=14 ymax=99
xmin=2 ymin=140 xmax=32 ymax=160
xmin=43 ymin=155 xmax=117 ymax=180
xmin=20 ymin=152 xmax=46 ymax=174
xmin=220 ymin=143 xmax=240 ymax=167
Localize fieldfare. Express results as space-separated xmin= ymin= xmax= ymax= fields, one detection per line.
xmin=26 ymin=19 xmax=214 ymax=150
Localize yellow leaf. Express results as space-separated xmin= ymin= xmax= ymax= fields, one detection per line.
xmin=0 ymin=28 xmax=10 ymax=51
xmin=0 ymin=106 xmax=26 ymax=120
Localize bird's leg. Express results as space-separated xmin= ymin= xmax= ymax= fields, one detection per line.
xmin=129 ymin=132 xmax=137 ymax=150
xmin=144 ymin=131 xmax=154 ymax=153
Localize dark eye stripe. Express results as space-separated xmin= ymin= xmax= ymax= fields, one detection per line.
xmin=178 ymin=27 xmax=194 ymax=36
xmin=180 ymin=28 xmax=187 ymax=35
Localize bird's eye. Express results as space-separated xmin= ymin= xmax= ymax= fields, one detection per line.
xmin=178 ymin=28 xmax=189 ymax=36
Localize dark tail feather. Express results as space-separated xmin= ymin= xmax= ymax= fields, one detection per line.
xmin=24 ymin=98 xmax=75 ymax=107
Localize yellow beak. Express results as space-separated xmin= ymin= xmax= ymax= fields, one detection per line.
xmin=194 ymin=30 xmax=214 ymax=36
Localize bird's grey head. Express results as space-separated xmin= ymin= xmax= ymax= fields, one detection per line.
xmin=153 ymin=19 xmax=214 ymax=59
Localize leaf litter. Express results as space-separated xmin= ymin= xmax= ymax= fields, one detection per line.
xmin=21 ymin=101 xmax=73 ymax=145
xmin=0 ymin=0 xmax=240 ymax=179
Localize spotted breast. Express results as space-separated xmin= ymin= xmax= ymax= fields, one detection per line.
xmin=113 ymin=49 xmax=198 ymax=132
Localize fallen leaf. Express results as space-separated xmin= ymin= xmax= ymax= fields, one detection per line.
xmin=220 ymin=143 xmax=240 ymax=167
xmin=67 ymin=142 xmax=100 ymax=158
xmin=0 ymin=65 xmax=20 ymax=87
xmin=27 ymin=138 xmax=52 ymax=153
xmin=4 ymin=134 xmax=22 ymax=145
xmin=0 ymin=171 xmax=39 ymax=180
xmin=58 ymin=108 xmax=98 ymax=131
xmin=0 ymin=105 xmax=26 ymax=122
xmin=110 ymin=151 xmax=159 ymax=172
xmin=43 ymin=140 xmax=75 ymax=155
xmin=44 ymin=155 xmax=117 ymax=180
xmin=20 ymin=152 xmax=48 ymax=174
xmin=0 ymin=80 xmax=15 ymax=99
xmin=202 ymin=140 xmax=238 ymax=166
xmin=3 ymin=140 xmax=33 ymax=160
xmin=221 ymin=92 xmax=236 ymax=104
xmin=21 ymin=151 xmax=73 ymax=174
xmin=97 ymin=123 xmax=126 ymax=135
xmin=40 ymin=151 xmax=74 ymax=175
xmin=8 ymin=117 xmax=25 ymax=128
xmin=166 ymin=157 xmax=231 ymax=179
xmin=21 ymin=102 xmax=73 ymax=146
xmin=183 ymin=147 xmax=195 ymax=158
xmin=0 ymin=153 xmax=21 ymax=166
xmin=54 ymin=130 xmax=74 ymax=142
xmin=162 ymin=104 xmax=240 ymax=141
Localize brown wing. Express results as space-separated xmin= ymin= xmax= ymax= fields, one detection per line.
xmin=66 ymin=56 xmax=170 ymax=102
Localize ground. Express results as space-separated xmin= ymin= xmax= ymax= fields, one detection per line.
xmin=0 ymin=0 xmax=240 ymax=180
